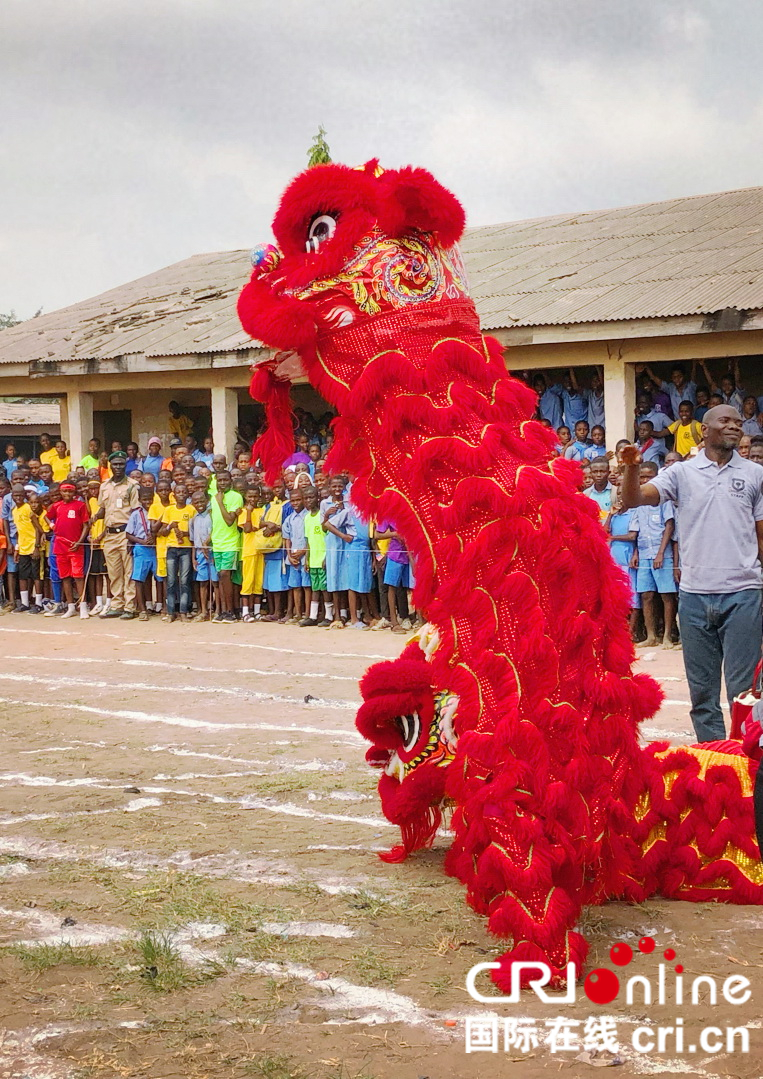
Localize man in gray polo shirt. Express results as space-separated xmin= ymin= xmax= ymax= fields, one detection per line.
xmin=621 ymin=404 xmax=763 ymax=742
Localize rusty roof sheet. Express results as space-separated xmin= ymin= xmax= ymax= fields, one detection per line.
xmin=0 ymin=398 xmax=61 ymax=426
xmin=3 ymin=185 xmax=763 ymax=366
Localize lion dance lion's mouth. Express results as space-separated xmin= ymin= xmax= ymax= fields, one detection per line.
xmin=355 ymin=633 xmax=459 ymax=864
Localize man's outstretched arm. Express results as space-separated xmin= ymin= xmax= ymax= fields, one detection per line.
xmin=620 ymin=445 xmax=661 ymax=509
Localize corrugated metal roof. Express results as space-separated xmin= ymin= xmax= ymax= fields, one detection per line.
xmin=464 ymin=186 xmax=763 ymax=328
xmin=0 ymin=250 xmax=256 ymax=367
xmin=0 ymin=399 xmax=60 ymax=426
xmin=2 ymin=185 xmax=763 ymax=367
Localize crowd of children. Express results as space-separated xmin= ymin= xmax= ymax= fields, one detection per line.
xmin=2 ymin=363 xmax=761 ymax=639
xmin=530 ymin=360 xmax=763 ymax=649
xmin=0 ymin=419 xmax=418 ymax=633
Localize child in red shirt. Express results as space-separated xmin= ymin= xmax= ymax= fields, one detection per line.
xmin=45 ymin=482 xmax=90 ymax=618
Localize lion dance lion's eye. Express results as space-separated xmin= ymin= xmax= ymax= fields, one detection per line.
xmin=306 ymin=213 xmax=338 ymax=253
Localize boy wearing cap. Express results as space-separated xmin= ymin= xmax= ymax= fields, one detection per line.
xmin=91 ymin=451 xmax=140 ymax=619
xmin=162 ymin=439 xmax=183 ymax=471
xmin=45 ymin=481 xmax=90 ymax=618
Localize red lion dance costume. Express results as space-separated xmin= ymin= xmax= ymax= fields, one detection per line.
xmin=237 ymin=160 xmax=763 ymax=988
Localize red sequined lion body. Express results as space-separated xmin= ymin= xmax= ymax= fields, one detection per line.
xmin=237 ymin=159 xmax=763 ymax=988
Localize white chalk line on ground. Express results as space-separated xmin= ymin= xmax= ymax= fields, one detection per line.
xmin=0 ymin=670 xmax=358 ymax=712
xmin=0 ymin=835 xmax=392 ymax=897
xmin=0 ymin=695 xmax=364 ymax=741
xmin=0 ymin=624 xmax=394 ymax=661
xmin=0 ymin=771 xmax=392 ymax=831
xmin=146 ymin=746 xmax=350 ymax=773
xmin=27 ymin=653 xmax=359 ymax=683
xmin=0 ymin=904 xmax=355 ymax=949
xmin=0 ymin=797 xmax=164 ymax=828
xmin=15 ymin=743 xmax=354 ymax=776
xmin=0 ymin=904 xmax=730 ymax=1063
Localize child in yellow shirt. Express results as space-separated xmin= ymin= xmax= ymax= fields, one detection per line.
xmin=149 ymin=480 xmax=173 ymax=615
xmin=86 ymin=478 xmax=109 ymax=614
xmin=238 ymin=487 xmax=265 ymax=621
xmin=159 ymin=483 xmax=196 ymax=622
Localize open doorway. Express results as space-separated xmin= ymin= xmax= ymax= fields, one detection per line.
xmin=96 ymin=409 xmax=133 ymax=450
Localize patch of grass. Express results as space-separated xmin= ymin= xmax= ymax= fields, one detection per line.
xmin=68 ymin=1002 xmax=101 ymax=1021
xmin=0 ymin=853 xmax=24 ymax=864
xmin=253 ymin=776 xmax=313 ymax=795
xmin=427 ymin=973 xmax=454 ymax=996
xmin=244 ymin=1054 xmax=303 ymax=1079
xmin=577 ymin=909 xmax=609 ymax=936
xmin=8 ymin=941 xmax=104 ymax=971
xmin=69 ymin=865 xmax=275 ymax=930
xmin=281 ymin=879 xmax=325 ymax=902
xmin=135 ymin=929 xmax=192 ymax=992
xmin=351 ymin=947 xmax=403 ymax=986
xmin=131 ymin=928 xmax=236 ymax=993
xmin=345 ymin=888 xmax=397 ymax=918
xmin=323 ymin=1067 xmax=379 ymax=1079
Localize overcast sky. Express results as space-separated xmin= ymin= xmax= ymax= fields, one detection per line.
xmin=2 ymin=0 xmax=761 ymax=318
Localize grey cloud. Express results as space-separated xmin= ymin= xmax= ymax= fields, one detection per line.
xmin=1 ymin=0 xmax=761 ymax=316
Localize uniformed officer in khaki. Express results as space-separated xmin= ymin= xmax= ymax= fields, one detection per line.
xmin=90 ymin=450 xmax=140 ymax=619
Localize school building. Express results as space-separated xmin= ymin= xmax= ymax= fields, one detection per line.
xmin=2 ymin=184 xmax=763 ymax=460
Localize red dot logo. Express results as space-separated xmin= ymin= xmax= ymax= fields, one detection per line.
xmin=584 ymin=968 xmax=620 ymax=1004
xmin=675 ymin=964 xmax=684 ymax=974
xmin=638 ymin=936 xmax=656 ymax=954
xmin=609 ymin=942 xmax=633 ymax=966
xmin=664 ymin=948 xmax=676 ymax=961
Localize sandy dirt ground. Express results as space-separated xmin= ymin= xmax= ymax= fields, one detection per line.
xmin=0 ymin=617 xmax=760 ymax=1079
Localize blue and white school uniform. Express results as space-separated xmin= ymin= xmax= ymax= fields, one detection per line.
xmin=608 ymin=510 xmax=640 ymax=609
xmin=346 ymin=504 xmax=372 ymax=593
xmin=127 ymin=507 xmax=157 ymax=582
xmin=283 ymin=507 xmax=310 ymax=587
xmin=323 ymin=504 xmax=353 ymax=592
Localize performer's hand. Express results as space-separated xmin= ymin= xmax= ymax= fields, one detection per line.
xmin=619 ymin=444 xmax=642 ymax=467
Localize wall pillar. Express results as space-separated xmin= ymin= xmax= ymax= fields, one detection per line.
xmin=602 ymin=350 xmax=635 ymax=447
xmin=210 ymin=386 xmax=238 ymax=463
xmin=65 ymin=390 xmax=94 ymax=465
xmin=58 ymin=396 xmax=69 ymax=451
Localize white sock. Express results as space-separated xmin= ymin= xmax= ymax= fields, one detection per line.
xmin=242 ymin=604 xmax=250 ymax=617
xmin=253 ymin=601 xmax=261 ymax=615
xmin=340 ymin=609 xmax=348 ymax=620
xmin=325 ymin=601 xmax=334 ymax=620
xmin=20 ymin=590 xmax=29 ymax=607
xmin=310 ymin=600 xmax=319 ymax=619
xmin=35 ymin=594 xmax=43 ymax=606
xmin=67 ymin=603 xmax=76 ymax=613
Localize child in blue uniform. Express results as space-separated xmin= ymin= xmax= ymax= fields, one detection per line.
xmin=605 ymin=494 xmax=640 ymax=639
xmin=346 ymin=493 xmax=377 ymax=629
xmin=322 ymin=477 xmax=353 ymax=629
